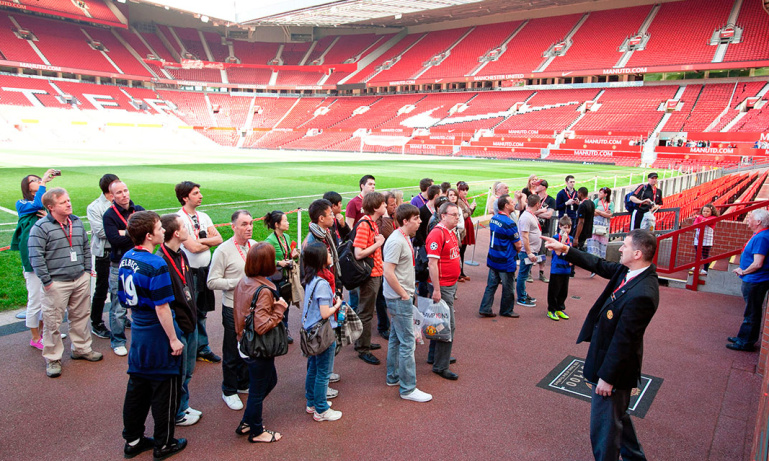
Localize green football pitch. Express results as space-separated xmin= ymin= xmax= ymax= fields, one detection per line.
xmin=0 ymin=148 xmax=665 ymax=310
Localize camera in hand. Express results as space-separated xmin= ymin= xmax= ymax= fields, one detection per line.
xmin=52 ymin=170 xmax=61 ymax=176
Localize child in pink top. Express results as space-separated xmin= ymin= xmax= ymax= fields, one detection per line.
xmin=692 ymin=204 xmax=718 ymax=275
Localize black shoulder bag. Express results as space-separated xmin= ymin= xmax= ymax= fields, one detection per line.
xmin=239 ymin=285 xmax=289 ymax=359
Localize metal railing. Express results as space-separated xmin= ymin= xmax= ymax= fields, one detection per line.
xmin=653 ymin=199 xmax=769 ymax=290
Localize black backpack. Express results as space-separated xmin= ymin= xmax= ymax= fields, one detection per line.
xmin=337 ymin=219 xmax=375 ymax=290
xmin=624 ymin=184 xmax=646 ymax=213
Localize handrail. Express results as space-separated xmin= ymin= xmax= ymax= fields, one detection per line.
xmin=654 ymin=198 xmax=769 ymax=290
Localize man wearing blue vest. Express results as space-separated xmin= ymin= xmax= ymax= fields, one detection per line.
xmin=478 ymin=194 xmax=522 ymax=318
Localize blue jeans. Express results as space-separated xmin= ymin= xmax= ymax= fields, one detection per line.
xmin=348 ymin=288 xmax=359 ymax=310
xmin=478 ymin=267 xmax=516 ymax=316
xmin=175 ymin=328 xmax=198 ymax=420
xmin=736 ymin=280 xmax=769 ymax=347
xmin=516 ymin=253 xmax=532 ymax=301
xmin=305 ymin=341 xmax=336 ymax=413
xmin=385 ymin=297 xmax=417 ymax=395
xmin=242 ymin=356 xmax=277 ymax=437
xmin=109 ymin=263 xmax=127 ymax=348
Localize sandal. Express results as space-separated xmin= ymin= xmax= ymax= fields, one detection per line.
xmin=235 ymin=421 xmax=250 ymax=435
xmin=248 ymin=429 xmax=281 ymax=443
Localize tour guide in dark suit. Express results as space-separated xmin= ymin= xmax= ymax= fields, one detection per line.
xmin=544 ymin=229 xmax=659 ymax=461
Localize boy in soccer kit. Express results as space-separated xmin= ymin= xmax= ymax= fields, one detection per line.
xmin=119 ymin=211 xmax=187 ymax=460
xmin=547 ymin=216 xmax=574 ymax=321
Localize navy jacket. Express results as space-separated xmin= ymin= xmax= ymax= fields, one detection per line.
xmin=103 ymin=200 xmax=145 ymax=263
xmin=566 ymin=248 xmax=659 ymax=390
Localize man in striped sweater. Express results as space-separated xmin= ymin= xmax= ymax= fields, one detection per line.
xmin=28 ymin=187 xmax=103 ymax=378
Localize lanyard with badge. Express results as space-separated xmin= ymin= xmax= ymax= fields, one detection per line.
xmin=59 ymin=217 xmax=77 ymax=262
xmin=566 ymin=188 xmax=577 ymax=211
xmin=399 ymin=228 xmax=414 ymax=266
xmin=161 ymin=244 xmax=193 ymax=302
xmin=111 ymin=205 xmax=134 ymax=228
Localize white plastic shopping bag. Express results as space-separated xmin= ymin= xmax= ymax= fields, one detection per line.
xmin=416 ymin=296 xmax=452 ymax=342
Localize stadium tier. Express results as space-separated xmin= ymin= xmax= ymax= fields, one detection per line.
xmin=0 ymin=73 xmax=767 ymax=169
xmin=2 ymin=0 xmax=769 ymax=84
xmin=0 ymin=0 xmax=767 ymax=167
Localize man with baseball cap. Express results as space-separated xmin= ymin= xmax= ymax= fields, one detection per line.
xmin=628 ymin=173 xmax=663 ymax=231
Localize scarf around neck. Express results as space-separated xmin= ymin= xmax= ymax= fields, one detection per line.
xmin=309 ymin=222 xmax=341 ymax=279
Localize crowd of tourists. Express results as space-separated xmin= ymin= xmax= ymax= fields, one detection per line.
xmin=13 ymin=167 xmax=766 ymax=461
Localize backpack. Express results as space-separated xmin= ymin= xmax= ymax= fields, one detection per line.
xmin=624 ymin=184 xmax=646 ymax=213
xmin=337 ymin=218 xmax=375 ymax=290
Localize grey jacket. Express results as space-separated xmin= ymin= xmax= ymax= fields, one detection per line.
xmin=86 ymin=194 xmax=111 ymax=258
xmin=28 ymin=214 xmax=91 ymax=286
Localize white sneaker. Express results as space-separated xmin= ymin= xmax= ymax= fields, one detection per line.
xmin=185 ymin=407 xmax=202 ymax=417
xmin=699 ymin=269 xmax=707 ymax=275
xmin=313 ymin=408 xmax=342 ymax=422
xmin=326 ymin=387 xmax=339 ymax=399
xmin=113 ymin=346 xmax=128 ymax=356
xmin=401 ymin=388 xmax=433 ymax=403
xmin=175 ymin=413 xmax=200 ymax=426
xmin=329 ymin=372 xmax=340 ymax=383
xmin=222 ymin=393 xmax=244 ymax=411
xmin=305 ymin=401 xmax=332 ymax=414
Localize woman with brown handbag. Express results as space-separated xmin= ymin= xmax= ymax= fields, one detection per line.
xmin=233 ymin=243 xmax=288 ymax=443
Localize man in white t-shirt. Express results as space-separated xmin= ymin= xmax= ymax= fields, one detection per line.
xmin=175 ymin=181 xmax=223 ymax=364
xmin=383 ymin=203 xmax=432 ymax=403
xmin=516 ymin=194 xmax=542 ymax=307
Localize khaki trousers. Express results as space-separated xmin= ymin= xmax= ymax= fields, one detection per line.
xmin=42 ymin=273 xmax=94 ymax=362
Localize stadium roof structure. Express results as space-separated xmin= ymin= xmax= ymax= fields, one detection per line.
xmin=135 ymin=0 xmax=631 ymax=28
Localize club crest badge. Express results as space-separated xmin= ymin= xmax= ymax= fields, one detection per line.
xmin=607 ymin=310 xmax=614 ymax=320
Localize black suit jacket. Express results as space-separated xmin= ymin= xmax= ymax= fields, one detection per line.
xmin=565 ymin=249 xmax=659 ymax=390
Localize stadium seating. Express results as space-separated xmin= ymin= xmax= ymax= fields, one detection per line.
xmin=165 ymin=68 xmax=223 ymax=83
xmin=498 ymin=88 xmax=600 ymax=132
xmin=173 ymin=27 xmax=208 ymax=60
xmin=320 ymin=34 xmax=387 ymax=65
xmin=676 ymin=83 xmax=733 ymax=132
xmin=226 ymin=68 xmax=273 ymax=85
xmin=709 ymin=81 xmax=766 ymax=131
xmin=574 ymin=86 xmax=676 ymax=132
xmin=626 ymin=0 xmax=732 ymax=67
xmin=305 ymin=36 xmax=336 ymax=65
xmin=547 ymin=6 xmax=653 ymax=71
xmin=83 ymin=27 xmax=153 ymax=77
xmin=478 ymin=14 xmax=583 ymax=76
xmin=370 ymin=27 xmax=471 ymax=83
xmin=0 ymin=75 xmax=64 ymax=108
xmin=0 ymin=13 xmax=45 ymax=64
xmin=203 ymin=31 xmax=230 ymax=62
xmin=138 ymin=31 xmax=177 ymax=62
xmin=157 ymin=90 xmax=215 ymax=126
xmin=281 ymin=42 xmax=312 ymax=65
xmin=275 ymin=70 xmax=324 ymax=86
xmin=351 ymin=33 xmax=425 ymax=83
xmin=420 ymin=22 xmax=521 ymax=80
xmin=232 ymin=41 xmax=280 ymax=65
xmin=209 ymin=93 xmax=252 ymax=129
xmin=723 ymin=0 xmax=769 ymax=62
xmin=251 ymin=97 xmax=301 ymax=129
xmin=17 ymin=0 xmax=122 ymax=25
xmin=12 ymin=15 xmax=117 ymax=72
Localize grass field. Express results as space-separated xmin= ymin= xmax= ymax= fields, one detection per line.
xmin=0 ymin=148 xmax=663 ymax=310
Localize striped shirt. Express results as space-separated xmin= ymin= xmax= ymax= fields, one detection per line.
xmin=487 ymin=213 xmax=520 ymax=273
xmin=28 ymin=214 xmax=91 ymax=286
